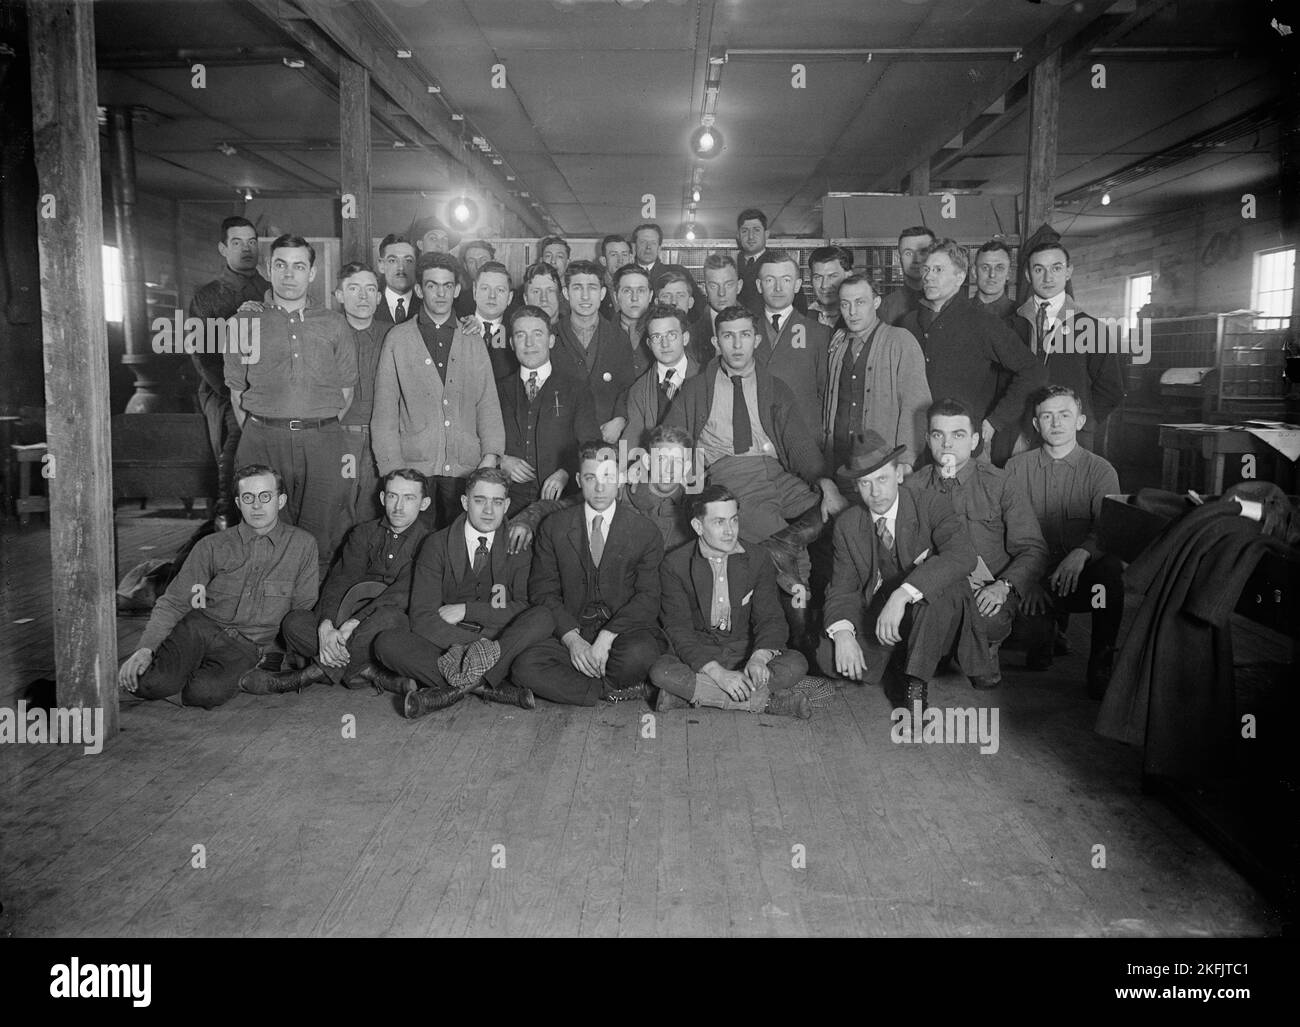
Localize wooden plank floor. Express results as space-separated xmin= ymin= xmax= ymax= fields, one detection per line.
xmin=0 ymin=511 xmax=1284 ymax=937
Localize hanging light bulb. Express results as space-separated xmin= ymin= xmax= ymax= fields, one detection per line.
xmin=685 ymin=225 xmax=696 ymax=241
xmin=1101 ymin=192 xmax=1112 ymax=206
xmin=691 ymin=188 xmax=701 ymax=203
xmin=691 ymin=124 xmax=723 ymax=159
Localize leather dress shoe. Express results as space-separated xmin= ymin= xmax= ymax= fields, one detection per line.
xmin=474 ymin=682 xmax=535 ymax=709
xmin=344 ymin=662 xmax=416 ymax=695
xmin=903 ymin=675 xmax=929 ymax=710
xmin=240 ymin=662 xmax=328 ymax=695
xmin=404 ymin=686 xmax=466 ymax=719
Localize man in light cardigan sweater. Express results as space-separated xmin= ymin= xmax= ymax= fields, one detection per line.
xmin=821 ymin=273 xmax=931 ymax=479
xmin=371 ymin=252 xmax=505 ymax=528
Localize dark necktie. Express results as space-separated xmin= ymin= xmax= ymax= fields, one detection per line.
xmin=875 ymin=515 xmax=894 ymax=553
xmin=527 ymin=370 xmax=539 ymax=404
xmin=395 ymin=298 xmax=406 ymax=321
xmin=473 ymin=536 xmax=489 ymax=576
xmin=731 ymin=374 xmax=752 ymax=454
xmin=770 ymin=313 xmax=781 ymax=334
xmin=590 ymin=514 xmax=605 ymax=566
xmin=487 ymin=323 xmax=500 ymax=348
xmin=658 ymin=367 xmax=676 ymax=419
xmin=1036 ymin=301 xmax=1050 ymax=360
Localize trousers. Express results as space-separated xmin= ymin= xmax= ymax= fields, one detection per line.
xmin=197 ymin=380 xmax=241 ymax=518
xmin=134 ymin=609 xmax=260 ymax=709
xmin=650 ymin=647 xmax=807 ymax=710
xmin=512 ymin=627 xmax=664 ymax=706
xmin=373 ymin=606 xmax=555 ymax=690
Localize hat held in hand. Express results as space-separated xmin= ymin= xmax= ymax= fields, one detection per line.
xmin=836 ymin=430 xmax=905 ymax=481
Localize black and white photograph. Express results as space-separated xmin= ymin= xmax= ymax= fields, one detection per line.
xmin=0 ymin=0 xmax=1296 ymax=982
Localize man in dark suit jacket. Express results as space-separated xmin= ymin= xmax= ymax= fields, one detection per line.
xmin=552 ymin=260 xmax=639 ymax=441
xmin=1010 ymin=242 xmax=1125 ymax=453
xmin=651 ymin=485 xmax=812 ymax=718
xmin=472 ymin=260 xmax=518 ymax=381
xmin=512 ymin=442 xmax=666 ymax=706
xmin=620 ymin=304 xmax=701 ymax=449
xmin=497 ymin=305 xmax=600 ymax=516
xmin=755 ymin=248 xmax=831 ymax=416
xmin=735 ymin=208 xmax=809 ymax=316
xmin=819 ymin=431 xmax=990 ymax=709
xmin=372 ymin=467 xmax=552 ymax=717
xmin=374 ymin=234 xmax=420 ymax=326
xmin=898 ymin=238 xmax=1045 ymax=467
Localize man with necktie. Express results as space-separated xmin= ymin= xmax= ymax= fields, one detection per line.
xmin=820 ymin=431 xmax=990 ymax=709
xmin=473 ymin=260 xmax=518 ymax=380
xmin=620 ymin=304 xmax=701 ymax=450
xmin=371 ymin=467 xmax=552 ymax=717
xmin=374 ymin=234 xmax=420 ymax=326
xmin=1011 ymin=242 xmax=1125 ymax=453
xmin=496 ymin=304 xmax=599 ymax=516
xmin=512 ymin=442 xmax=666 ymax=706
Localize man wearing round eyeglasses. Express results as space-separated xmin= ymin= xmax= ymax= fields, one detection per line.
xmin=375 ymin=234 xmax=419 ymax=325
xmin=118 ymin=465 xmax=319 ymax=708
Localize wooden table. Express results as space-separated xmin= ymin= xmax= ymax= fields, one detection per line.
xmin=1158 ymin=423 xmax=1299 ymax=494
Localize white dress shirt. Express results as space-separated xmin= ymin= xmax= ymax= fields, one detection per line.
xmin=766 ymin=304 xmax=794 ymax=334
xmin=585 ymin=500 xmax=616 ymax=543
xmin=656 ymin=355 xmax=690 ymax=387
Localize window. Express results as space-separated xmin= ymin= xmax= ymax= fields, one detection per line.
xmin=1126 ymin=272 xmax=1152 ymax=329
xmin=102 ymin=245 xmax=124 ymax=323
xmin=1252 ymin=246 xmax=1295 ymax=330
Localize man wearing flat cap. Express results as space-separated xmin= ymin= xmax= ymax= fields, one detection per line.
xmin=819 ymin=430 xmax=992 ymax=708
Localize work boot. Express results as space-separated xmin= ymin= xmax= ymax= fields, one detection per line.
xmin=764 ymin=689 xmax=812 ymax=719
xmin=239 ymin=662 xmax=328 ymax=695
xmin=904 ymin=675 xmax=929 ymax=711
xmin=474 ymin=682 xmax=536 ymax=710
xmin=403 ymin=686 xmax=466 ymax=719
xmin=971 ymin=641 xmax=1002 ymax=689
xmin=1086 ymin=645 xmax=1116 ymax=700
xmin=344 ymin=662 xmax=417 ymax=695
xmin=760 ymin=503 xmax=824 ymax=594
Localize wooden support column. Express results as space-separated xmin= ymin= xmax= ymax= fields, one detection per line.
xmin=29 ymin=0 xmax=119 ymax=738
xmin=906 ymin=163 xmax=930 ymax=197
xmin=339 ymin=58 xmax=372 ymax=266
xmin=1021 ymin=48 xmax=1061 ymax=241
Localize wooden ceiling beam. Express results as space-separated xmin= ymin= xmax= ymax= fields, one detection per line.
xmin=243 ymin=0 xmax=545 ymax=236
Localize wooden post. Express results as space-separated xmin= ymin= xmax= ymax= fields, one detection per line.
xmin=29 ymin=0 xmax=119 ymax=738
xmin=339 ymin=58 xmax=372 ymax=266
xmin=906 ymin=162 xmax=930 ymax=197
xmin=1021 ymin=49 xmax=1061 ymax=241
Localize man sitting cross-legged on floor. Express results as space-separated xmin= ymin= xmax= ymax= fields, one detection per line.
xmin=903 ymin=399 xmax=1048 ymax=688
xmin=651 ymin=484 xmax=819 ymax=719
xmin=239 ymin=467 xmax=432 ymax=695
xmin=118 ymin=464 xmax=318 ymax=709
xmin=371 ymin=467 xmax=553 ymax=718
xmin=511 ymin=442 xmax=666 ymax=706
xmin=819 ymin=431 xmax=991 ymax=709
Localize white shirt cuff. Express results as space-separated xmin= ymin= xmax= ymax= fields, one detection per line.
xmin=900 ymin=583 xmax=923 ymax=603
xmin=826 ymin=620 xmax=855 ymax=639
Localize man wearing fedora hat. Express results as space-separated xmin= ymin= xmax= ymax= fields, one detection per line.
xmin=820 ymin=429 xmax=991 ymax=708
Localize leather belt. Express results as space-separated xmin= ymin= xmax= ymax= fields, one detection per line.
xmin=339 ymin=424 xmax=369 ymax=434
xmin=249 ymin=415 xmax=339 ymax=431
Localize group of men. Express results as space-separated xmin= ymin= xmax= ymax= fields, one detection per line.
xmin=119 ymin=209 xmax=1128 ymax=718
